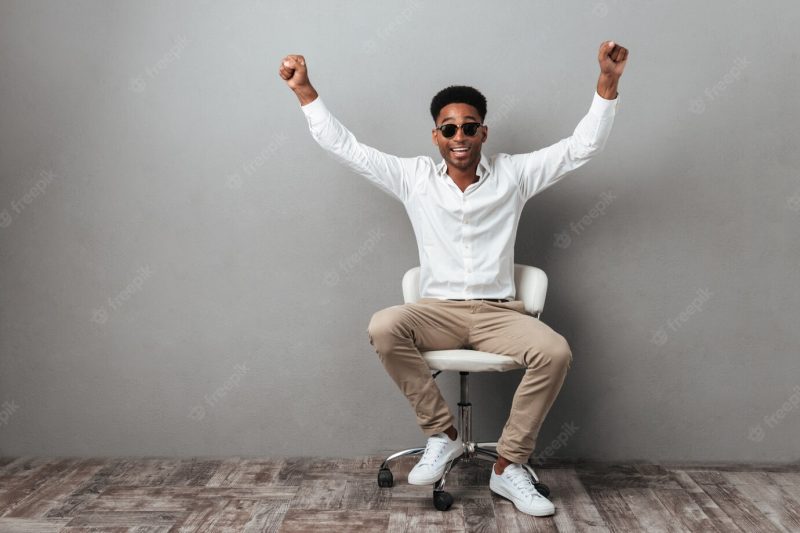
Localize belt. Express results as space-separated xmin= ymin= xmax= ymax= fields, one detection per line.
xmin=446 ymin=298 xmax=510 ymax=303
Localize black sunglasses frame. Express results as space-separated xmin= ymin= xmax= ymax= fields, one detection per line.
xmin=434 ymin=122 xmax=485 ymax=139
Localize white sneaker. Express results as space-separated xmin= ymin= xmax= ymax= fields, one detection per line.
xmin=489 ymin=463 xmax=555 ymax=516
xmin=407 ymin=432 xmax=463 ymax=485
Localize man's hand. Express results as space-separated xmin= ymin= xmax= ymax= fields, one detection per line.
xmin=279 ymin=54 xmax=318 ymax=105
xmin=598 ymin=40 xmax=628 ymax=77
xmin=596 ymin=41 xmax=628 ymax=99
xmin=279 ymin=54 xmax=309 ymax=90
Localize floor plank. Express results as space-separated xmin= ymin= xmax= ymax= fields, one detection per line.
xmin=4 ymin=458 xmax=105 ymax=518
xmin=279 ymin=509 xmax=391 ymax=532
xmin=586 ymin=488 xmax=645 ymax=532
xmin=205 ymin=457 xmax=282 ymax=487
xmin=0 ymin=458 xmax=84 ymax=517
xmin=687 ymin=469 xmax=784 ymax=533
xmin=667 ymin=469 xmax=745 ymax=532
xmin=723 ymin=470 xmax=800 ymax=532
xmin=0 ymin=456 xmax=793 ymax=531
xmin=0 ymin=517 xmax=71 ymax=532
xmin=617 ymin=487 xmax=685 ymax=532
xmin=241 ymin=500 xmax=290 ymax=533
xmin=461 ymin=497 xmax=499 ymax=533
xmin=543 ymin=467 xmax=610 ymax=532
xmin=649 ymin=487 xmax=721 ymax=532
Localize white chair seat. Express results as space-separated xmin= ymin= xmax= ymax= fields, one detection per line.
xmin=422 ymin=349 xmax=525 ymax=373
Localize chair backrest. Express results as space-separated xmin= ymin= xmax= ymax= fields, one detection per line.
xmin=401 ymin=264 xmax=548 ymax=317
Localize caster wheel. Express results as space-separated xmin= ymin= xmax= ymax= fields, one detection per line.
xmin=534 ymin=482 xmax=550 ymax=498
xmin=377 ymin=468 xmax=393 ymax=488
xmin=433 ymin=490 xmax=454 ymax=511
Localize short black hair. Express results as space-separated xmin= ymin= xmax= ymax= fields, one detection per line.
xmin=430 ymin=85 xmax=487 ymax=124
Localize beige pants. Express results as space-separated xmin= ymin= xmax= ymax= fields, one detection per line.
xmin=367 ymin=297 xmax=572 ymax=464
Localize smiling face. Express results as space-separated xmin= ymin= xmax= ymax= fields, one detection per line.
xmin=431 ymin=102 xmax=488 ymax=174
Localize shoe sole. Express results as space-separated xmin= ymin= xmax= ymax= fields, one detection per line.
xmin=489 ymin=478 xmax=555 ymax=517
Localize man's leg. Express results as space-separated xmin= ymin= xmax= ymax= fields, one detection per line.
xmin=367 ymin=298 xmax=471 ymax=437
xmin=468 ymin=300 xmax=573 ymax=471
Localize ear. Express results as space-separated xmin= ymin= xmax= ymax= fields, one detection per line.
xmin=432 ymin=129 xmax=438 ymax=146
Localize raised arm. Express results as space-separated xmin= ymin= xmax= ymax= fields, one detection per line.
xmin=512 ymin=41 xmax=628 ymax=201
xmin=279 ymin=54 xmax=419 ymax=203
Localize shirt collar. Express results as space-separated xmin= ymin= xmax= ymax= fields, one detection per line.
xmin=436 ymin=152 xmax=491 ymax=181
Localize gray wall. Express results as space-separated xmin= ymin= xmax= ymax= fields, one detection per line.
xmin=1 ymin=0 xmax=798 ymax=463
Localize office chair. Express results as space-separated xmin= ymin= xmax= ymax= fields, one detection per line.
xmin=376 ymin=264 xmax=552 ymax=511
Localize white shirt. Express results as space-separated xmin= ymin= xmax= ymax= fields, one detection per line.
xmin=301 ymin=90 xmax=618 ymax=300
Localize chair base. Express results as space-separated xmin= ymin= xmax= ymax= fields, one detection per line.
xmin=376 ymin=371 xmax=550 ymax=511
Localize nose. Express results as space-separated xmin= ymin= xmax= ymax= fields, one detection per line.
xmin=452 ymin=126 xmax=467 ymax=141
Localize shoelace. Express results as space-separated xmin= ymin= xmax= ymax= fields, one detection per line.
xmin=502 ymin=464 xmax=543 ymax=499
xmin=418 ymin=434 xmax=451 ymax=467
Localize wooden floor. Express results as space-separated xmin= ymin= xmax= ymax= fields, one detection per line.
xmin=0 ymin=455 xmax=798 ymax=532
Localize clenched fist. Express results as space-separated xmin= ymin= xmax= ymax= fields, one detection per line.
xmin=280 ymin=54 xmax=318 ymax=105
xmin=598 ymin=40 xmax=628 ymax=78
xmin=279 ymin=55 xmax=309 ymax=89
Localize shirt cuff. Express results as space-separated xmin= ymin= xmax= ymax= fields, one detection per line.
xmin=590 ymin=90 xmax=619 ymax=116
xmin=301 ymin=95 xmax=327 ymax=117
xmin=300 ymin=95 xmax=329 ymax=130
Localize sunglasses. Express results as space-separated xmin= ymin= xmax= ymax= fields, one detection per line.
xmin=434 ymin=122 xmax=484 ymax=138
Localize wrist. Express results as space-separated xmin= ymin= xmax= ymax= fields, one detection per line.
xmin=596 ymin=74 xmax=619 ymax=100
xmin=293 ymin=85 xmax=319 ymax=106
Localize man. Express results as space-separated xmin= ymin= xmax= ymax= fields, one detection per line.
xmin=279 ymin=41 xmax=627 ymax=517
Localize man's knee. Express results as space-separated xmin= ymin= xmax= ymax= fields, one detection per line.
xmin=524 ymin=333 xmax=572 ymax=371
xmin=367 ymin=306 xmax=406 ymax=348
xmin=550 ymin=334 xmax=573 ymax=371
